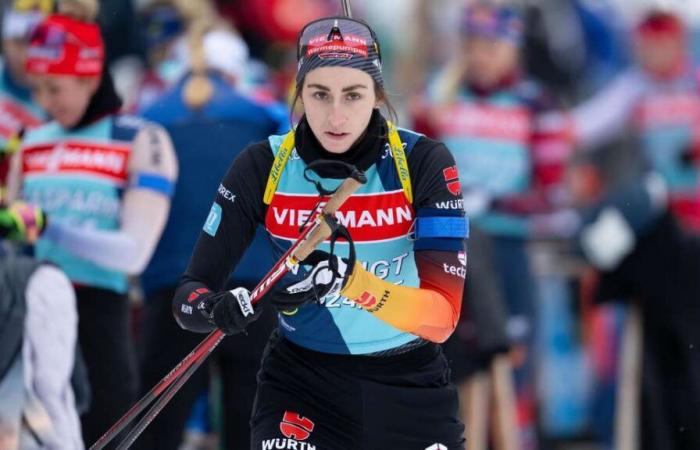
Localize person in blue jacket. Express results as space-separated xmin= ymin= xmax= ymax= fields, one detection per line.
xmin=136 ymin=22 xmax=287 ymax=450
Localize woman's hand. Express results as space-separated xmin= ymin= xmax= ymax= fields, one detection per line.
xmin=199 ymin=287 xmax=263 ymax=335
xmin=263 ymin=250 xmax=354 ymax=312
xmin=5 ymin=201 xmax=46 ymax=243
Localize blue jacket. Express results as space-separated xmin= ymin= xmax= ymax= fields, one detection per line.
xmin=140 ymin=72 xmax=288 ymax=295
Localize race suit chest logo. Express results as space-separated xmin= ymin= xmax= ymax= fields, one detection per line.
xmin=262 ymin=411 xmax=317 ymax=450
xmin=22 ymin=141 xmax=130 ymax=182
xmin=634 ymin=93 xmax=700 ymax=128
xmin=266 ymin=190 xmax=414 ymax=243
xmin=435 ymin=103 xmax=530 ymax=143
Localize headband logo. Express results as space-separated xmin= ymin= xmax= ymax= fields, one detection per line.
xmin=79 ymin=47 xmax=101 ymax=59
xmin=305 ymin=20 xmax=368 ymax=60
xmin=26 ymin=43 xmax=61 ymax=60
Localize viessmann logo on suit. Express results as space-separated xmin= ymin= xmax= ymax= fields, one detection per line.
xmin=22 ymin=141 xmax=130 ymax=182
xmin=266 ymin=190 xmax=414 ymax=243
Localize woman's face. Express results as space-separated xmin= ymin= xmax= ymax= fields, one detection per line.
xmin=301 ymin=66 xmax=379 ymax=154
xmin=566 ymin=163 xmax=603 ymax=207
xmin=635 ymin=35 xmax=685 ymax=77
xmin=30 ymin=75 xmax=99 ymax=128
xmin=465 ymin=36 xmax=519 ymax=89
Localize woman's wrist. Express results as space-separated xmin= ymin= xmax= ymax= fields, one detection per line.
xmin=339 ymin=262 xmax=370 ymax=300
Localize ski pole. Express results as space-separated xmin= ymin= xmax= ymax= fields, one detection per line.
xmin=90 ymin=170 xmax=366 ymax=449
xmin=115 ymin=331 xmax=222 ymax=450
xmin=341 ymin=0 xmax=352 ymax=17
xmin=88 ymin=328 xmax=225 ymax=450
xmin=114 ymin=212 xmax=339 ymax=449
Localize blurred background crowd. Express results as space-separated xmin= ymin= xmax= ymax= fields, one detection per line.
xmin=1 ymin=0 xmax=700 ymax=449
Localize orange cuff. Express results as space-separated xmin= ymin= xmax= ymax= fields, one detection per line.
xmin=341 ymin=263 xmax=458 ymax=342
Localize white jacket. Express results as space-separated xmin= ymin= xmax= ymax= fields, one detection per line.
xmin=22 ymin=265 xmax=83 ymax=450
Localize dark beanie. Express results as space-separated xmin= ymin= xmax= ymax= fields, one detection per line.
xmin=296 ymin=16 xmax=383 ymax=87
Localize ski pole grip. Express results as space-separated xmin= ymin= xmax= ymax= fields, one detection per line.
xmin=292 ymin=175 xmax=364 ymax=261
xmin=323 ymin=175 xmax=364 ymax=215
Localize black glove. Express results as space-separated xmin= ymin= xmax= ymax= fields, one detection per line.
xmin=264 ymin=221 xmax=357 ymax=312
xmin=198 ymin=287 xmax=262 ymax=335
xmin=263 ymin=250 xmax=354 ymax=312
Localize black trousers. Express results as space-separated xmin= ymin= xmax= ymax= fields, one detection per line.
xmin=135 ymin=286 xmax=276 ymax=450
xmin=76 ymin=286 xmax=138 ymax=448
xmin=251 ymin=332 xmax=465 ymax=450
xmin=640 ymin=307 xmax=700 ymax=450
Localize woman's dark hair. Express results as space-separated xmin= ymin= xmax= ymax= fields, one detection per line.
xmin=289 ymin=77 xmax=399 ymax=131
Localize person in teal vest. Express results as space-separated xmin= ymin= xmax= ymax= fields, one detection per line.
xmin=173 ymin=14 xmax=469 ymax=450
xmin=6 ymin=0 xmax=178 ymax=445
xmin=572 ymin=10 xmax=700 ymax=233
xmin=416 ymin=4 xmax=575 ymax=448
xmin=0 ymin=0 xmax=50 ymax=203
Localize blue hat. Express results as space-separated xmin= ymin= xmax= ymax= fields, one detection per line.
xmin=462 ymin=4 xmax=523 ymax=44
xmin=141 ymin=5 xmax=183 ymax=50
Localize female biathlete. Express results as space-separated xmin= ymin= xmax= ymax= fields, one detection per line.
xmin=173 ymin=15 xmax=468 ymax=450
xmin=6 ymin=0 xmax=178 ymax=445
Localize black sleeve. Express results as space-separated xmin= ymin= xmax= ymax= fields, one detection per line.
xmin=408 ymin=136 xmax=464 ymax=211
xmin=173 ymin=142 xmax=273 ymax=332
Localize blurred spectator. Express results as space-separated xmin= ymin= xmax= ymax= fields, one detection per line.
xmin=96 ymin=0 xmax=143 ymax=65
xmin=5 ymin=0 xmax=178 ymax=445
xmin=569 ymin=143 xmax=700 ymax=450
xmin=0 ymin=202 xmax=83 ymax=450
xmin=97 ymin=0 xmax=146 ymax=112
xmin=572 ymin=10 xmax=700 ymax=233
xmin=216 ymin=0 xmax=337 ymax=55
xmin=522 ymin=0 xmax=588 ymax=96
xmin=131 ymin=0 xmax=279 ymax=111
xmin=0 ymin=0 xmax=50 ymax=203
xmin=414 ymin=3 xmax=574 ymax=448
xmin=127 ymin=1 xmax=185 ymax=112
xmin=571 ymin=0 xmax=631 ymax=93
xmin=135 ymin=9 xmax=286 ymax=449
xmin=215 ymin=0 xmax=338 ymax=99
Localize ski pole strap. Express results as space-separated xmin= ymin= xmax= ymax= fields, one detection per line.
xmin=303 ymin=160 xmax=363 ymax=196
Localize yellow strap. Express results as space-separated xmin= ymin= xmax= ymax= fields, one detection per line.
xmin=6 ymin=134 xmax=22 ymax=155
xmin=263 ymin=130 xmax=296 ymax=205
xmin=263 ymin=122 xmax=412 ymax=204
xmin=387 ymin=121 xmax=412 ymax=203
xmin=14 ymin=0 xmax=53 ymax=14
